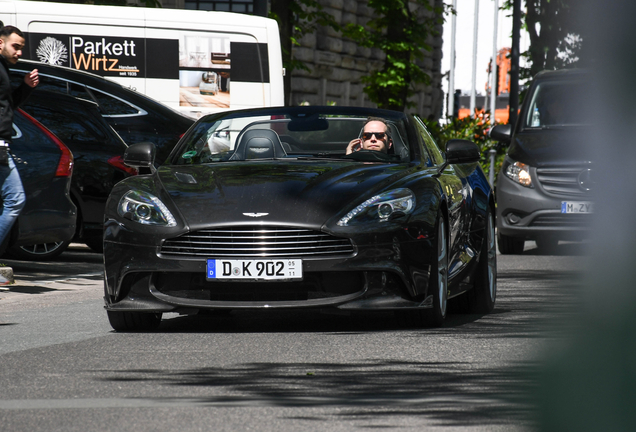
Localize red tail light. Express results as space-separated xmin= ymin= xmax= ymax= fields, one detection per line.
xmin=108 ymin=155 xmax=138 ymax=176
xmin=18 ymin=109 xmax=73 ymax=177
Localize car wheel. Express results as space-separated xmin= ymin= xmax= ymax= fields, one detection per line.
xmin=536 ymin=237 xmax=558 ymax=253
xmin=8 ymin=240 xmax=72 ymax=261
xmin=424 ymin=215 xmax=449 ymax=327
xmin=497 ymin=232 xmax=524 ymax=254
xmin=395 ymin=215 xmax=448 ymax=328
xmin=107 ymin=310 xmax=162 ymax=332
xmin=83 ymin=237 xmax=104 ymax=253
xmin=468 ymin=207 xmax=497 ymax=313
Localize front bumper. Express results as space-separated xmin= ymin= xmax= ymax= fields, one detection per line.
xmin=496 ymin=169 xmax=591 ymax=241
xmin=103 ymin=220 xmax=438 ymax=313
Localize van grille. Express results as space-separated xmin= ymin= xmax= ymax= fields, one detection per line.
xmin=536 ymin=167 xmax=592 ymax=196
xmin=530 ymin=213 xmax=591 ymax=228
xmin=160 ymin=226 xmax=354 ymax=258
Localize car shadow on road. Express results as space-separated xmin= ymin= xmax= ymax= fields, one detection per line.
xmin=151 ymin=263 xmax=580 ymax=341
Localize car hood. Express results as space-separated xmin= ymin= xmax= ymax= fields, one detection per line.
xmin=508 ymin=127 xmax=593 ymax=167
xmin=157 ymin=160 xmax=413 ymax=229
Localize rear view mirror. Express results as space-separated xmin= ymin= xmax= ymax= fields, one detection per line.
xmin=124 ymin=141 xmax=156 ymax=173
xmin=445 ymin=139 xmax=480 ymax=164
xmin=489 ymin=124 xmax=512 ymax=144
xmin=287 ymin=115 xmax=329 ymax=131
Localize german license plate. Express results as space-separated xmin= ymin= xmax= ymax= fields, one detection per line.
xmin=206 ymin=259 xmax=302 ymax=280
xmin=561 ymin=201 xmax=593 ymax=214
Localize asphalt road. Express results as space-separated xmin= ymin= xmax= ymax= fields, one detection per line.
xmin=0 ymin=243 xmax=588 ymax=432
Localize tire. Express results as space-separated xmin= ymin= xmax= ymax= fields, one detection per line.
xmin=497 ymin=231 xmax=524 ymax=254
xmin=8 ymin=240 xmax=71 ymax=261
xmin=395 ymin=214 xmax=448 ymax=328
xmin=536 ymin=237 xmax=558 ymax=253
xmin=424 ymin=215 xmax=449 ymax=327
xmin=107 ymin=310 xmax=162 ymax=332
xmin=84 ymin=237 xmax=104 ymax=253
xmin=467 ymin=207 xmax=497 ymax=314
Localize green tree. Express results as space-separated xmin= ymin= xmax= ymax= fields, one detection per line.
xmin=342 ymin=0 xmax=445 ymax=111
xmin=423 ymin=114 xmax=504 ymax=182
xmin=504 ymin=0 xmax=581 ymax=80
xmin=269 ymin=0 xmax=339 ymax=106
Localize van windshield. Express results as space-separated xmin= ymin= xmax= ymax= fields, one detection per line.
xmin=524 ymin=80 xmax=589 ymax=128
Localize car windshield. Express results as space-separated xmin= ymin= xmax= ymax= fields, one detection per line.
xmin=172 ymin=108 xmax=411 ymax=165
xmin=524 ymin=79 xmax=589 ymax=128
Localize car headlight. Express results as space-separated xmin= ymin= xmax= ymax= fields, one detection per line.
xmin=117 ymin=190 xmax=177 ymax=227
xmin=337 ymin=188 xmax=415 ymax=226
xmin=505 ymin=161 xmax=533 ymax=187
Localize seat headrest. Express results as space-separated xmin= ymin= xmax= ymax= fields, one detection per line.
xmin=230 ymin=129 xmax=287 ymax=161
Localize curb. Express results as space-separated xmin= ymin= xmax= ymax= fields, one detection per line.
xmin=0 ymin=266 xmax=14 ymax=284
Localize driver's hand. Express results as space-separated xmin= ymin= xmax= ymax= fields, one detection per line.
xmin=346 ymin=138 xmax=362 ymax=155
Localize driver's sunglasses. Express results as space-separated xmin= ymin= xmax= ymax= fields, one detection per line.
xmin=362 ymin=132 xmax=387 ymax=140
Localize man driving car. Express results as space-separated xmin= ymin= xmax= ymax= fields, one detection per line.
xmin=346 ymin=117 xmax=393 ymax=155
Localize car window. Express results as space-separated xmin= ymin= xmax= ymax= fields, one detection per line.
xmin=23 ymin=103 xmax=107 ymax=143
xmin=413 ymin=117 xmax=443 ymax=166
xmin=88 ymin=88 xmax=142 ymax=116
xmin=11 ymin=71 xmax=142 ymax=116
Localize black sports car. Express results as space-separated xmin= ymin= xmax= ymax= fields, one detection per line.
xmin=103 ymin=107 xmax=496 ymax=331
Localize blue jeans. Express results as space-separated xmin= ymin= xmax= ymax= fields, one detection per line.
xmin=0 ymin=156 xmax=25 ymax=245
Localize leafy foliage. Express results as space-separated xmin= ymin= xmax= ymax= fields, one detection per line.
xmin=342 ymin=0 xmax=445 ymax=111
xmin=503 ymin=0 xmax=581 ymax=81
xmin=423 ymin=114 xmax=505 ymax=182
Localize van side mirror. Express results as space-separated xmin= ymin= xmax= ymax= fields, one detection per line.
xmin=124 ymin=142 xmax=156 ymax=173
xmin=445 ymin=139 xmax=480 ymax=164
xmin=489 ymin=124 xmax=512 ymax=144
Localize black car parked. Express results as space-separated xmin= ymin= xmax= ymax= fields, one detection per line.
xmin=1 ymin=109 xmax=76 ymax=260
xmin=10 ymin=60 xmax=194 ymax=165
xmin=18 ymin=91 xmax=135 ymax=252
xmin=490 ymin=68 xmax=591 ymax=253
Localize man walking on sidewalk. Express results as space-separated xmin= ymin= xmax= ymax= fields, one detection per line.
xmin=0 ymin=23 xmax=39 ymax=288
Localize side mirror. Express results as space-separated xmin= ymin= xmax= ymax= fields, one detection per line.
xmin=445 ymin=139 xmax=480 ymax=164
xmin=489 ymin=124 xmax=512 ymax=144
xmin=124 ymin=142 xmax=156 ymax=172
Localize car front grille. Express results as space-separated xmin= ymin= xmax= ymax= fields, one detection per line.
xmin=160 ymin=226 xmax=355 ymax=258
xmin=536 ymin=167 xmax=592 ymax=196
xmin=529 ymin=213 xmax=591 ymax=228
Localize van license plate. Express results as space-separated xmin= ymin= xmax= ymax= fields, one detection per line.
xmin=561 ymin=201 xmax=593 ymax=214
xmin=207 ymin=259 xmax=302 ymax=280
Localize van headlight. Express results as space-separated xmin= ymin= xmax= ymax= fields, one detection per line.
xmin=505 ymin=161 xmax=533 ymax=187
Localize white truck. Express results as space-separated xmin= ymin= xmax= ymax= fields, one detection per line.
xmin=0 ymin=0 xmax=285 ymax=117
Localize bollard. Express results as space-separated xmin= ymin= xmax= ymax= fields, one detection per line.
xmin=489 ymin=149 xmax=497 ymax=186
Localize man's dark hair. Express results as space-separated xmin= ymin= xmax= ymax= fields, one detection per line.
xmin=363 ymin=116 xmax=391 ymax=138
xmin=0 ymin=25 xmax=24 ymax=39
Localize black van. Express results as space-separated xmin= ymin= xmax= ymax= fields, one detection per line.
xmin=490 ymin=69 xmax=592 ymax=254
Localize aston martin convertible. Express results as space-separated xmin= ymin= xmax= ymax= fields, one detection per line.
xmin=103 ymin=106 xmax=496 ymax=331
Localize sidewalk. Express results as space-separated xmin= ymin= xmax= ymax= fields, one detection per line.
xmin=0 ymin=274 xmax=103 ymax=308
xmin=0 ymin=243 xmax=103 ymax=307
